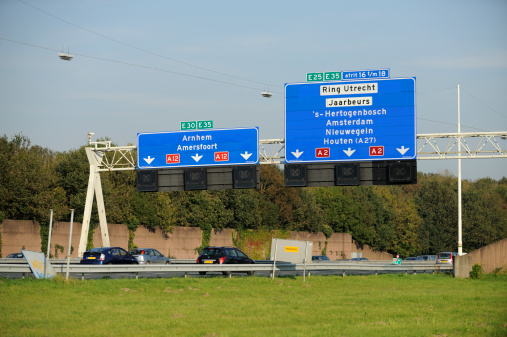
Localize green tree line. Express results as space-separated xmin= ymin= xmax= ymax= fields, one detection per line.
xmin=1 ymin=134 xmax=506 ymax=257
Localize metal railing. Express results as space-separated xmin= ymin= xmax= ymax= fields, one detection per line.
xmin=0 ymin=261 xmax=452 ymax=280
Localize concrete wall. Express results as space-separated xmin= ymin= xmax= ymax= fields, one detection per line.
xmin=49 ymin=222 xmax=82 ymax=258
xmin=94 ymin=223 xmax=129 ymax=251
xmin=3 ymin=220 xmax=504 ymax=267
xmin=134 ymin=226 xmax=202 ymax=259
xmin=2 ymin=220 xmax=391 ymax=260
xmin=454 ymin=254 xmax=473 ymax=278
xmin=209 ymin=228 xmax=235 ymax=247
xmin=1 ymin=220 xmax=41 ymax=256
xmin=291 ymin=231 xmax=393 ymax=261
xmin=466 ymin=237 xmax=507 ymax=274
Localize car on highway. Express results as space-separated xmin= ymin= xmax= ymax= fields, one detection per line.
xmin=6 ymin=253 xmax=23 ymax=258
xmin=196 ymin=246 xmax=255 ymax=276
xmin=312 ymin=255 xmax=330 ymax=262
xmin=404 ymin=256 xmax=424 ymax=261
xmin=436 ymin=252 xmax=457 ymax=265
xmin=350 ymin=257 xmax=369 ymax=261
xmin=128 ymin=248 xmax=170 ymax=264
xmin=418 ymin=255 xmax=437 ymax=261
xmin=80 ymin=247 xmax=138 ymax=265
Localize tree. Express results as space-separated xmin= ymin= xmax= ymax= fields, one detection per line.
xmin=375 ymin=186 xmax=421 ymax=257
xmin=0 ymin=134 xmax=66 ymax=222
xmin=223 ymin=189 xmax=262 ymax=230
xmin=462 ymin=178 xmax=507 ymax=251
xmin=292 ymin=188 xmax=327 ymax=234
xmin=415 ymin=173 xmax=458 ymax=254
xmin=260 ymin=165 xmax=300 ymax=229
xmin=54 ymin=147 xmax=90 ymax=222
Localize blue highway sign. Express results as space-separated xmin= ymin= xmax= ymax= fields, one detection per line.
xmin=342 ymin=69 xmax=390 ymax=80
xmin=137 ymin=127 xmax=259 ymax=169
xmin=285 ymin=78 xmax=416 ymax=163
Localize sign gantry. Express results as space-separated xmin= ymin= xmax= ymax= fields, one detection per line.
xmin=78 ymin=132 xmax=507 ymax=256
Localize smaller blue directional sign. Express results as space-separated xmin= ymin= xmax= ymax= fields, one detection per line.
xmin=137 ymin=127 xmax=259 ymax=169
xmin=285 ymin=77 xmax=416 ymax=164
xmin=342 ymin=69 xmax=390 ymax=80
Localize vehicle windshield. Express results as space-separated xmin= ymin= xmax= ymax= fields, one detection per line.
xmin=439 ymin=253 xmax=452 ymax=259
xmin=129 ymin=249 xmax=146 ymax=255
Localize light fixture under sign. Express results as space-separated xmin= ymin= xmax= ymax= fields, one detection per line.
xmin=261 ymin=91 xmax=272 ymax=98
xmin=58 ymin=47 xmax=73 ymax=61
xmin=58 ymin=53 xmax=73 ymax=61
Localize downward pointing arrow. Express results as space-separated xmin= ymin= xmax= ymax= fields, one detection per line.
xmin=240 ymin=151 xmax=252 ymax=160
xmin=291 ymin=149 xmax=304 ymax=158
xmin=143 ymin=156 xmax=155 ymax=164
xmin=397 ymin=146 xmax=409 ymax=155
xmin=191 ymin=153 xmax=203 ymax=162
xmin=343 ymin=148 xmax=356 ymax=157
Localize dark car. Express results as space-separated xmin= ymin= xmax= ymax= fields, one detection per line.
xmin=350 ymin=257 xmax=369 ymax=261
xmin=80 ymin=247 xmax=138 ymax=265
xmin=312 ymin=255 xmax=330 ymax=262
xmin=196 ymin=246 xmax=255 ymax=276
xmin=7 ymin=253 xmax=23 ymax=258
xmin=404 ymin=256 xmax=423 ymax=261
xmin=128 ymin=248 xmax=170 ymax=265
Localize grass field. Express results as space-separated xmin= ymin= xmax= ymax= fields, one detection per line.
xmin=0 ymin=273 xmax=506 ymax=336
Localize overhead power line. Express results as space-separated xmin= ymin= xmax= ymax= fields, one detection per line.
xmin=0 ymin=37 xmax=283 ymax=93
xmin=17 ymin=0 xmax=281 ymax=89
xmin=461 ymin=88 xmax=506 ymax=119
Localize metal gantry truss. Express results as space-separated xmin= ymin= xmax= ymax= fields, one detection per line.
xmin=417 ymin=132 xmax=507 ymax=160
xmin=88 ymin=132 xmax=507 ymax=171
xmin=78 ymin=132 xmax=507 ymax=256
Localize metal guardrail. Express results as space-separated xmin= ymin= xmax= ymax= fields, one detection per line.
xmin=0 ymin=261 xmax=452 ymax=279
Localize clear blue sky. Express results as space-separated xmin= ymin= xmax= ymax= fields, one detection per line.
xmin=1 ymin=0 xmax=506 ymax=180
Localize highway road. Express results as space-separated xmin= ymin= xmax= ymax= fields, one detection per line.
xmin=0 ymin=259 xmax=452 ymax=280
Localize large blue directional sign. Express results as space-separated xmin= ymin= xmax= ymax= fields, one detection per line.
xmin=137 ymin=127 xmax=259 ymax=169
xmin=285 ymin=78 xmax=416 ymax=163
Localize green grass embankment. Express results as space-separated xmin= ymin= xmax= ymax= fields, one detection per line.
xmin=0 ymin=273 xmax=505 ymax=336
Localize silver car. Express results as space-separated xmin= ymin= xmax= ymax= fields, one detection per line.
xmin=436 ymin=252 xmax=457 ymax=265
xmin=128 ymin=248 xmax=170 ymax=264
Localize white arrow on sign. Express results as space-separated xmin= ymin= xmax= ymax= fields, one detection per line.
xmin=240 ymin=151 xmax=252 ymax=160
xmin=343 ymin=148 xmax=356 ymax=157
xmin=143 ymin=156 xmax=155 ymax=164
xmin=291 ymin=149 xmax=304 ymax=158
xmin=397 ymin=146 xmax=409 ymax=155
xmin=191 ymin=153 xmax=203 ymax=162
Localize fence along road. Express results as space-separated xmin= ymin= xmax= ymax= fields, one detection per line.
xmin=0 ymin=259 xmax=452 ymax=280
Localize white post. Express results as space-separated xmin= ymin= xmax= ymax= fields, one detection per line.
xmin=94 ymin=173 xmax=110 ymax=247
xmin=66 ymin=209 xmax=74 ymax=281
xmin=271 ymin=239 xmax=278 ymax=280
xmin=457 ymin=84 xmax=463 ymax=256
xmin=44 ymin=209 xmax=53 ymax=279
xmin=303 ymin=241 xmax=308 ymax=282
xmin=78 ymin=166 xmax=95 ymax=257
xmin=78 ymin=147 xmax=111 ymax=257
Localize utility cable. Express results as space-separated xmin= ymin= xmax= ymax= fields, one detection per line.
xmin=0 ymin=37 xmax=283 ymax=93
xmin=17 ymin=0 xmax=281 ymax=89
